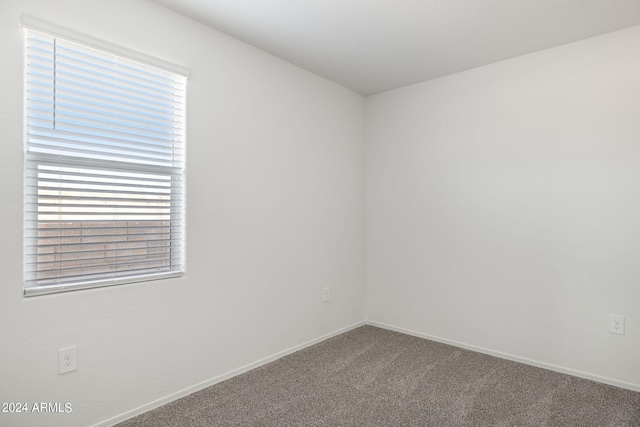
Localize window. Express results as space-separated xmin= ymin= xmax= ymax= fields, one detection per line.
xmin=23 ymin=25 xmax=186 ymax=296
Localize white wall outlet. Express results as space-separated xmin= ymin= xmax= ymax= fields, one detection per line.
xmin=322 ymin=287 xmax=330 ymax=302
xmin=59 ymin=346 xmax=77 ymax=374
xmin=609 ymin=315 xmax=625 ymax=335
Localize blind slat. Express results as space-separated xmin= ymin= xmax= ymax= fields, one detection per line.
xmin=29 ymin=89 xmax=184 ymax=123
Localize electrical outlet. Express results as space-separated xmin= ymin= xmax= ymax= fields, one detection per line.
xmin=609 ymin=315 xmax=625 ymax=335
xmin=323 ymin=287 xmax=330 ymax=302
xmin=58 ymin=347 xmax=77 ymax=374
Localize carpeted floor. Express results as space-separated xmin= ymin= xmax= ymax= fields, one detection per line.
xmin=117 ymin=325 xmax=640 ymax=426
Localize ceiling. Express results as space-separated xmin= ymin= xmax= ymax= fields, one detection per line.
xmin=151 ymin=0 xmax=640 ymax=95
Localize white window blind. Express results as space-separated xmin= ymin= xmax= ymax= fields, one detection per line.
xmin=24 ymin=28 xmax=186 ymax=296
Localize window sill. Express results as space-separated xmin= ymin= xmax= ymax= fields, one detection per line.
xmin=24 ymin=271 xmax=184 ymax=297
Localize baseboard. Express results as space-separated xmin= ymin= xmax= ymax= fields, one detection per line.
xmin=366 ymin=320 xmax=640 ymax=393
xmin=93 ymin=320 xmax=366 ymax=427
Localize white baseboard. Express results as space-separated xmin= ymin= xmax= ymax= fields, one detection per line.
xmin=366 ymin=320 xmax=640 ymax=393
xmin=93 ymin=320 xmax=366 ymax=427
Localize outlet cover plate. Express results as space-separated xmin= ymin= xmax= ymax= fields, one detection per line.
xmin=609 ymin=315 xmax=625 ymax=335
xmin=59 ymin=346 xmax=77 ymax=374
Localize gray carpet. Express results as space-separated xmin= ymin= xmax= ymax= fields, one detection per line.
xmin=117 ymin=325 xmax=640 ymax=426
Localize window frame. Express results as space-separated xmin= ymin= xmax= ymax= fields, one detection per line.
xmin=22 ymin=17 xmax=188 ymax=297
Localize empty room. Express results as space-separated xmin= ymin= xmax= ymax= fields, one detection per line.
xmin=1 ymin=0 xmax=639 ymax=426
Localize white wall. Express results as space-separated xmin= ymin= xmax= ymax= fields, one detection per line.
xmin=0 ymin=1 xmax=365 ymax=426
xmin=366 ymin=25 xmax=640 ymax=390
